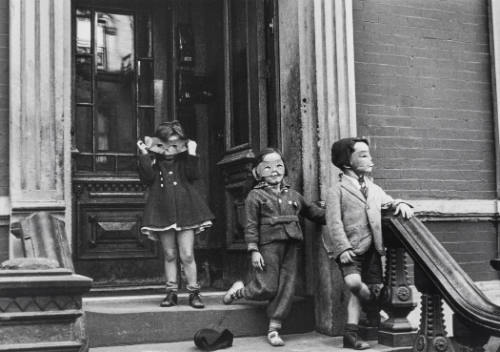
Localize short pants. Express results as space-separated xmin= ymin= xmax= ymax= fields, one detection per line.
xmin=336 ymin=245 xmax=383 ymax=284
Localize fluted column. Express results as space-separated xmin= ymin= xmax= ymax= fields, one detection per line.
xmin=297 ymin=0 xmax=357 ymax=335
xmin=9 ymin=0 xmax=72 ymax=254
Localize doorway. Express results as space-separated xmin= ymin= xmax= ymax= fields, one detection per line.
xmin=71 ymin=0 xmax=279 ymax=290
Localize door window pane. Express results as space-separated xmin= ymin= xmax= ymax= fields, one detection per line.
xmin=75 ymin=154 xmax=93 ymax=172
xmin=73 ymin=8 xmax=153 ymax=175
xmin=76 ymin=56 xmax=92 ymax=103
xmin=230 ymin=0 xmax=249 ymax=146
xmin=117 ymin=156 xmax=137 ymax=172
xmin=137 ymin=14 xmax=152 ymax=58
xmin=96 ymin=155 xmax=115 ymax=172
xmin=138 ymin=60 xmax=154 ymax=105
xmin=75 ymin=106 xmax=93 ymax=153
xmin=96 ymin=12 xmax=135 ymax=73
xmin=76 ymin=9 xmax=92 ymax=54
xmin=139 ymin=108 xmax=155 ymax=138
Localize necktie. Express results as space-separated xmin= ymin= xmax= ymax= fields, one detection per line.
xmin=358 ymin=175 xmax=368 ymax=199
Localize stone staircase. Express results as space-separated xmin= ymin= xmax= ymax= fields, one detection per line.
xmin=84 ymin=291 xmax=314 ymax=348
xmin=85 ymin=281 xmax=500 ymax=351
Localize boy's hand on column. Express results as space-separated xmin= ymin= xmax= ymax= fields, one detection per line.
xmin=394 ymin=203 xmax=413 ymax=219
xmin=339 ymin=249 xmax=355 ymax=264
xmin=251 ymin=251 xmax=265 ymax=271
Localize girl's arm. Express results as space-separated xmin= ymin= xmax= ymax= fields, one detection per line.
xmin=244 ymin=191 xmax=260 ymax=252
xmin=137 ymin=154 xmax=156 ymax=186
xmin=184 ymin=141 xmax=201 ymax=181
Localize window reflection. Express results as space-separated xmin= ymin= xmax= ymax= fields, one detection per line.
xmin=74 ymin=8 xmax=154 ymax=174
xmin=95 ymin=12 xmax=136 ymax=160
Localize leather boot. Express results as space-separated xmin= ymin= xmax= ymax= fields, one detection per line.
xmin=189 ymin=291 xmax=205 ymax=309
xmin=343 ymin=324 xmax=370 ymax=350
xmin=160 ymin=291 xmax=177 ymax=307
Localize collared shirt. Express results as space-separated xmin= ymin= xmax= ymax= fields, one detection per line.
xmin=244 ymin=181 xmax=325 ymax=251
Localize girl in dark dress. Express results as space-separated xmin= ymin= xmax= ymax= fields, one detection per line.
xmin=137 ymin=121 xmax=214 ymax=308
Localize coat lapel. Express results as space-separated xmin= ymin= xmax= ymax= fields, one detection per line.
xmin=340 ymin=178 xmax=366 ymax=204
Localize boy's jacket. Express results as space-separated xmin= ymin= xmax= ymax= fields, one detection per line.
xmin=322 ymin=174 xmax=407 ymax=260
xmin=245 ymin=182 xmax=326 ymax=251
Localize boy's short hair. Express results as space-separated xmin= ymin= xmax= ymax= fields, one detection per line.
xmin=331 ymin=137 xmax=369 ymax=170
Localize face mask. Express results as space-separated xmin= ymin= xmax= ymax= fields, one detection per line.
xmin=256 ymin=159 xmax=285 ymax=178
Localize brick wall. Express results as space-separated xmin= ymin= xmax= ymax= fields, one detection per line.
xmin=0 ymin=0 xmax=8 ymax=197
xmin=353 ymin=0 xmax=495 ymax=200
xmin=426 ymin=221 xmax=499 ymax=282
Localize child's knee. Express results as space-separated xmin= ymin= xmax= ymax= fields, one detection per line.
xmin=344 ymin=274 xmax=363 ymax=293
xmin=164 ymin=248 xmax=177 ymax=262
xmin=179 ymin=250 xmax=195 ymax=264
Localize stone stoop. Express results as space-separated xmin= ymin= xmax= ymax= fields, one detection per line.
xmin=84 ymin=292 xmax=314 ymax=348
xmin=90 ymin=332 xmax=407 ymax=352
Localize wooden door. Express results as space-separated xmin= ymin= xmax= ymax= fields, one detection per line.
xmin=218 ymin=0 xmax=279 ymax=283
xmin=71 ymin=0 xmax=170 ymax=287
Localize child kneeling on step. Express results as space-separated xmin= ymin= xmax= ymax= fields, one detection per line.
xmin=223 ymin=148 xmax=326 ymax=347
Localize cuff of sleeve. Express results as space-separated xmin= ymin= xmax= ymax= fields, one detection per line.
xmin=393 ymin=199 xmax=414 ymax=208
xmin=247 ymin=243 xmax=259 ymax=252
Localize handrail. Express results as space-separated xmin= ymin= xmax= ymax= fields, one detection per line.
xmin=383 ymin=214 xmax=500 ymax=335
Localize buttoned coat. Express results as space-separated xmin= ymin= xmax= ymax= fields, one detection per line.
xmin=322 ymin=174 xmax=404 ymax=260
xmin=138 ymin=152 xmax=214 ymax=229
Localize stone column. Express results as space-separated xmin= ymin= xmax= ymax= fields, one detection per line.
xmin=297 ymin=0 xmax=357 ymax=335
xmin=9 ymin=0 xmax=72 ymax=255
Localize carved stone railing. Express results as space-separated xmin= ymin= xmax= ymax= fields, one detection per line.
xmin=0 ymin=267 xmax=92 ymax=352
xmin=378 ymin=214 xmax=500 ymax=352
xmin=0 ymin=212 xmax=92 ymax=351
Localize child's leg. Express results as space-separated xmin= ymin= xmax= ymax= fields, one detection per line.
xmin=342 ymin=272 xmax=372 ymax=349
xmin=265 ymin=241 xmax=300 ymax=347
xmin=242 ymin=242 xmax=282 ymax=301
xmin=177 ymin=229 xmax=204 ymax=308
xmin=266 ymin=241 xmax=300 ymax=326
xmin=158 ymin=230 xmax=178 ymax=289
xmin=176 ymin=229 xmax=198 ymax=288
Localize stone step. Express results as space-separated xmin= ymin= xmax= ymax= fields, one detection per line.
xmin=89 ymin=332 xmax=398 ymax=352
xmin=84 ymin=292 xmax=314 ymax=348
xmin=0 ymin=341 xmax=84 ymax=352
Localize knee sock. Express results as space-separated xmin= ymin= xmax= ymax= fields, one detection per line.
xmin=268 ymin=319 xmax=282 ymax=333
xmin=166 ymin=281 xmax=178 ymax=293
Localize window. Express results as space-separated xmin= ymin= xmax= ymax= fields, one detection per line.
xmin=73 ymin=8 xmax=154 ymax=174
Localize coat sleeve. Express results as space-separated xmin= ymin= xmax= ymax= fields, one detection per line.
xmin=244 ymin=191 xmax=260 ymax=252
xmin=297 ymin=193 xmax=326 ymax=225
xmin=322 ymin=184 xmax=352 ymax=260
xmin=137 ymin=154 xmax=156 ymax=186
xmin=184 ymin=153 xmax=201 ymax=181
xmin=375 ymin=184 xmax=413 ymax=210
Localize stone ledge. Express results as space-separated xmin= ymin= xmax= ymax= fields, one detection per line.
xmin=0 ymin=341 xmax=84 ymax=352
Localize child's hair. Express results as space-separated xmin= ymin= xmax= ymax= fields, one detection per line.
xmin=155 ymin=120 xmax=187 ymax=141
xmin=252 ymin=147 xmax=288 ymax=180
xmin=331 ymin=137 xmax=369 ymax=170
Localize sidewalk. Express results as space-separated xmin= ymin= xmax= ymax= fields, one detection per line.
xmin=90 ymin=332 xmax=394 ymax=352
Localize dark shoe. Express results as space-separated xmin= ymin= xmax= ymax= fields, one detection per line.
xmin=189 ymin=291 xmax=205 ymax=309
xmin=359 ymin=310 xmax=381 ymax=328
xmin=160 ymin=291 xmax=177 ymax=307
xmin=343 ymin=324 xmax=370 ymax=350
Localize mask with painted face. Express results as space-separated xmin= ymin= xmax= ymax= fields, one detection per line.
xmin=254 ymin=153 xmax=285 ymax=185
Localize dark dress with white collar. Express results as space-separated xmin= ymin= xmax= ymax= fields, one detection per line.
xmin=138 ymin=151 xmax=214 ymax=240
